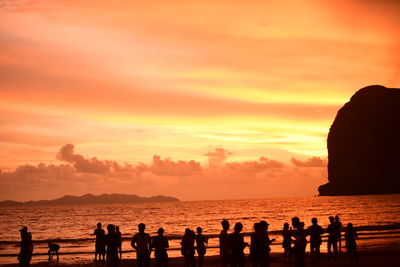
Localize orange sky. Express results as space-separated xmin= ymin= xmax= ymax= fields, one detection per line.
xmin=0 ymin=0 xmax=399 ymax=201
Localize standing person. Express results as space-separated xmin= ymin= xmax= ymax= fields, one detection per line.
xmin=250 ymin=223 xmax=262 ymax=267
xmin=131 ymin=223 xmax=151 ymax=267
xmin=105 ymin=224 xmax=119 ymax=267
xmin=94 ymin=222 xmax=106 ymax=262
xmin=327 ymin=216 xmax=339 ymax=262
xmin=307 ymin=218 xmax=324 ymax=263
xmin=229 ymin=222 xmax=248 ymax=267
xmin=282 ymin=223 xmax=292 ymax=264
xmin=345 ymin=223 xmax=359 ymax=264
xmin=335 ymin=215 xmax=343 ymax=252
xmin=151 ymin=228 xmax=169 ymax=267
xmin=115 ymin=226 xmax=122 ymax=259
xmin=219 ymin=220 xmax=230 ymax=267
xmin=181 ymin=228 xmax=196 ymax=267
xmin=260 ymin=220 xmax=275 ymax=267
xmin=251 ymin=221 xmax=275 ymax=267
xmin=18 ymin=227 xmax=33 ymax=267
xmin=291 ymin=217 xmax=307 ymax=267
xmin=195 ymin=227 xmax=208 ymax=267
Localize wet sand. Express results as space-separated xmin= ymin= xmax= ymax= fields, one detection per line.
xmin=1 ymin=246 xmax=399 ymax=267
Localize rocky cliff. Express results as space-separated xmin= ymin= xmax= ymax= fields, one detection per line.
xmin=319 ymin=85 xmax=400 ymax=195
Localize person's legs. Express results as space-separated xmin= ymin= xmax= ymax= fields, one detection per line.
xmin=137 ymin=253 xmax=143 ymax=267
xmin=238 ymin=254 xmax=245 ymax=267
xmin=198 ymin=253 xmax=204 ymax=267
xmin=310 ymin=243 xmax=315 ymax=262
xmin=353 ymin=246 xmax=359 ymax=264
xmin=221 ymin=254 xmax=229 ymax=267
xmin=315 ymin=245 xmax=320 ymax=262
xmin=327 ymin=240 xmax=332 ymax=255
xmin=332 ymin=241 xmax=338 ymax=261
xmin=94 ymin=244 xmax=98 ymax=261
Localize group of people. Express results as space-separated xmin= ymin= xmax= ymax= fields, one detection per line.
xmin=18 ymin=215 xmax=359 ymax=267
xmin=219 ymin=220 xmax=275 ymax=267
xmin=93 ymin=222 xmax=123 ymax=263
xmin=94 ymin=222 xmax=208 ymax=267
xmin=91 ymin=215 xmax=358 ymax=267
xmin=280 ymin=215 xmax=358 ymax=267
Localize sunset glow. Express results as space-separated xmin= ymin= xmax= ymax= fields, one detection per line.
xmin=1 ymin=0 xmax=399 ymax=201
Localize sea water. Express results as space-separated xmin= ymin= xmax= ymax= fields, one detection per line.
xmin=0 ymin=194 xmax=399 ymax=263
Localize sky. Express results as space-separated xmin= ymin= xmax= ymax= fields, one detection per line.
xmin=0 ymin=0 xmax=399 ymax=201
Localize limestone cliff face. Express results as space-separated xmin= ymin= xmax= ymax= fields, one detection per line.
xmin=319 ymin=85 xmax=400 ymax=195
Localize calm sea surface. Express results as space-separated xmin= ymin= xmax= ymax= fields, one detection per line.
xmin=1 ymin=195 xmax=399 ymax=263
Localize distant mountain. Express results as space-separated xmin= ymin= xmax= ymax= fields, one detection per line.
xmin=0 ymin=193 xmax=180 ymax=207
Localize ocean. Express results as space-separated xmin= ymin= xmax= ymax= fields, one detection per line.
xmin=1 ymin=194 xmax=399 ymax=264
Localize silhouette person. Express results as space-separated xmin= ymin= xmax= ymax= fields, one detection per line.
xmin=219 ymin=219 xmax=230 ymax=267
xmin=131 ymin=223 xmax=151 ymax=267
xmin=181 ymin=228 xmax=196 ymax=267
xmin=261 ymin=220 xmax=275 ymax=267
xmin=105 ymin=224 xmax=119 ymax=267
xmin=94 ymin=222 xmax=106 ymax=262
xmin=250 ymin=222 xmax=262 ymax=266
xmin=47 ymin=243 xmax=60 ymax=261
xmin=291 ymin=217 xmax=307 ymax=267
xmin=327 ymin=216 xmax=339 ymax=262
xmin=195 ymin=227 xmax=208 ymax=267
xmin=345 ymin=223 xmax=359 ymax=264
xmin=115 ymin=226 xmax=122 ymax=259
xmin=151 ymin=228 xmax=169 ymax=267
xmin=307 ymin=218 xmax=324 ymax=263
xmin=335 ymin=215 xmax=343 ymax=252
xmin=18 ymin=227 xmax=33 ymax=267
xmin=229 ymin=222 xmax=248 ymax=267
xmin=250 ymin=221 xmax=274 ymax=267
xmin=282 ymin=223 xmax=292 ymax=264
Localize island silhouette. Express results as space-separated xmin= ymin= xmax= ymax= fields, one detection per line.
xmin=0 ymin=193 xmax=179 ymax=207
xmin=319 ymin=85 xmax=400 ymax=195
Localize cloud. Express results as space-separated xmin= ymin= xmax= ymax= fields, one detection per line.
xmin=291 ymin=156 xmax=327 ymax=167
xmin=0 ymin=144 xmax=327 ymax=201
xmin=150 ymin=155 xmax=201 ymax=176
xmin=225 ymin=157 xmax=284 ymax=174
xmin=56 ymin=144 xmax=111 ymax=173
xmin=205 ymin=148 xmax=232 ymax=167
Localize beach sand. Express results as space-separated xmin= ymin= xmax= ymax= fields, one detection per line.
xmin=1 ymin=246 xmax=399 ymax=267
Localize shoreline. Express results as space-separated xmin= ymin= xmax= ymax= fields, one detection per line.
xmin=1 ymin=245 xmax=399 ymax=267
